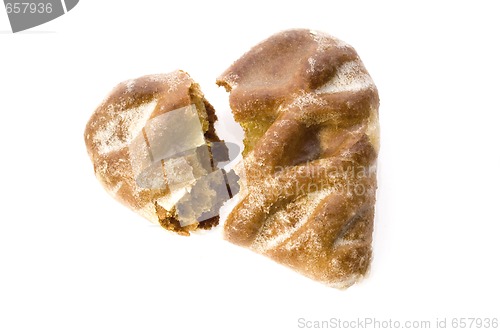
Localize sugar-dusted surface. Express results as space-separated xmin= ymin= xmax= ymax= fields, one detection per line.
xmin=317 ymin=60 xmax=375 ymax=94
xmin=93 ymin=100 xmax=158 ymax=155
xmin=84 ymin=71 xmax=227 ymax=235
xmin=218 ymin=29 xmax=379 ymax=288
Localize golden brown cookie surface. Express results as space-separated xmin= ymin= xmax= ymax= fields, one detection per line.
xmin=218 ymin=29 xmax=379 ymax=288
xmin=85 ymin=70 xmax=229 ymax=235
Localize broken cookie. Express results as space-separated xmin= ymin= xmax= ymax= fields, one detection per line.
xmin=217 ymin=29 xmax=379 ymax=288
xmin=84 ymin=70 xmax=237 ymax=235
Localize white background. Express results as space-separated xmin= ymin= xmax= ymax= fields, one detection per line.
xmin=1 ymin=1 xmax=499 ymax=331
